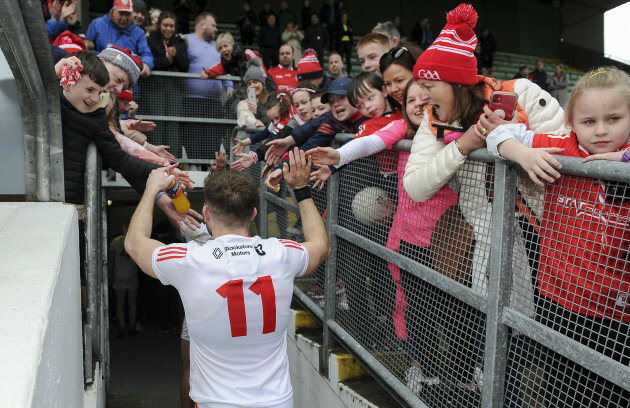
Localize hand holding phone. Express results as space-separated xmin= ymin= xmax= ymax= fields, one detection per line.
xmin=247 ymin=87 xmax=257 ymax=105
xmin=489 ymin=91 xmax=518 ymax=121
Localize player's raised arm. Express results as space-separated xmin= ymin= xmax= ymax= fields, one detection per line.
xmin=282 ymin=147 xmax=331 ymax=275
xmin=125 ymin=165 xmax=178 ymax=278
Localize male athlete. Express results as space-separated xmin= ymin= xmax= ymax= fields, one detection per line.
xmin=125 ymin=148 xmax=330 ymax=407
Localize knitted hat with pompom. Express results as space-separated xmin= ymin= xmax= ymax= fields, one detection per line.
xmin=413 ymin=3 xmax=479 ymax=85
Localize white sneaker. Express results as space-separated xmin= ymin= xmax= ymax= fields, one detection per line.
xmin=405 ymin=366 xmax=425 ymax=395
xmin=473 ymin=366 xmax=484 ymax=391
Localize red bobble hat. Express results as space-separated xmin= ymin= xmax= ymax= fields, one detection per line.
xmin=53 ymin=30 xmax=86 ymax=53
xmin=297 ymin=49 xmax=323 ymax=81
xmin=118 ymin=89 xmax=134 ymax=101
xmin=413 ymin=3 xmax=479 ymax=85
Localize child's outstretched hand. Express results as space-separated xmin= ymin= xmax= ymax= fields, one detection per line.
xmin=265 ymin=169 xmax=283 ymax=191
xmin=232 ymin=137 xmax=251 ymax=154
xmin=231 ymin=152 xmax=256 ymax=171
xmin=147 ymin=144 xmax=176 ymax=162
xmin=310 ymin=165 xmax=332 ymax=190
xmin=515 ymin=147 xmax=564 ymax=186
xmin=265 ymin=136 xmax=294 ymax=164
xmin=305 ymin=146 xmax=340 ymax=166
xmin=582 ymin=151 xmax=625 ymax=163
xmin=210 ymin=151 xmax=228 ymax=172
xmin=129 ymin=117 xmax=156 ymax=132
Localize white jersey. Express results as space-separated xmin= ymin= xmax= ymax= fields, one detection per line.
xmin=152 ymin=234 xmax=309 ymax=407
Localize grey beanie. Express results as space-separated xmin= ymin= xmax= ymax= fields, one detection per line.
xmin=98 ymin=46 xmax=142 ymax=87
xmin=243 ymin=57 xmax=266 ymax=85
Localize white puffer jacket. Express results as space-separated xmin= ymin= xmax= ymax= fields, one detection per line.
xmin=403 ymin=77 xmax=566 ymax=317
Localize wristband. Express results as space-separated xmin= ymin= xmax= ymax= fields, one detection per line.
xmin=622 ymin=150 xmax=630 ymax=163
xmin=143 ymin=141 xmax=148 ymax=148
xmin=293 ymin=186 xmax=312 ymax=202
xmin=249 ymin=151 xmax=259 ymax=163
xmin=454 ymin=139 xmax=466 ymax=156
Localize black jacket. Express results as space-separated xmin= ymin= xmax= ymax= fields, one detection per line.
xmin=60 ymin=90 xmax=158 ymax=204
xmin=147 ymin=31 xmax=190 ymax=72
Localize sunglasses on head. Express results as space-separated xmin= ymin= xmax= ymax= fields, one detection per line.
xmin=386 ymin=47 xmax=409 ymax=59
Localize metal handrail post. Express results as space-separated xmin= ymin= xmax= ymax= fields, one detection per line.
xmin=481 ymin=160 xmax=517 ymax=407
xmin=101 ymin=192 xmax=110 ymax=389
xmin=320 ymin=170 xmax=340 ymax=377
xmin=84 ymin=144 xmax=99 ymax=383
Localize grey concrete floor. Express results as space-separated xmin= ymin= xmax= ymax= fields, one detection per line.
xmin=106 ymin=323 xmax=183 ymax=408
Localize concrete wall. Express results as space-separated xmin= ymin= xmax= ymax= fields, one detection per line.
xmin=0 ymin=203 xmax=83 ymax=408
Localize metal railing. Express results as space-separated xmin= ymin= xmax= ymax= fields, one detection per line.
xmin=135 ymin=71 xmax=242 ymax=166
xmin=84 ymin=144 xmax=109 ymax=385
xmin=233 ymin=127 xmax=630 ymax=408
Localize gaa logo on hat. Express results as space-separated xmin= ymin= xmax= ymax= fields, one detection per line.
xmin=114 ymin=0 xmax=134 ymax=13
xmin=416 ymin=69 xmax=441 ymax=81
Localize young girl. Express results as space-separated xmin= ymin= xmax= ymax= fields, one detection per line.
xmin=308 ymin=81 xmax=459 ymax=395
xmin=232 ymin=85 xmax=315 ymax=157
xmin=487 ymin=66 xmax=630 ymax=407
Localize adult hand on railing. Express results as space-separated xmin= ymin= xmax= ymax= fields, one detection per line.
xmin=254 ymin=120 xmax=264 ymax=128
xmin=305 ymin=146 xmax=340 ymax=166
xmin=232 ymin=137 xmax=251 ymax=155
xmin=209 ymin=151 xmax=228 ymax=172
xmin=140 ymin=63 xmax=151 ymax=78
xmin=147 ymin=144 xmax=176 ymax=163
xmin=265 ymin=136 xmax=293 ymax=163
xmin=310 ymin=165 xmax=332 ymax=190
xmin=231 ymin=152 xmax=256 ymax=171
xmin=129 ymin=117 xmax=156 ymax=133
xmin=200 ymin=67 xmax=210 ymax=80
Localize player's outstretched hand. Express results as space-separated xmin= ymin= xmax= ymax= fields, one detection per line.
xmin=210 ymin=151 xmax=228 ymax=172
xmin=146 ymin=164 xmax=178 ymax=194
xmin=283 ymin=147 xmax=311 ymax=189
xmin=305 ymin=146 xmax=340 ymax=166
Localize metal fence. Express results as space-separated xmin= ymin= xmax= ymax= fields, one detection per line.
xmin=232 ymin=127 xmax=630 ymax=408
xmin=135 ymin=71 xmax=242 ymax=165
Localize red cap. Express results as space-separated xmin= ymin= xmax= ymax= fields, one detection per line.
xmin=413 ymin=3 xmax=479 ymax=85
xmin=53 ymin=30 xmax=86 ymax=53
xmin=118 ymin=89 xmax=134 ymax=101
xmin=113 ymin=0 xmax=134 ymax=13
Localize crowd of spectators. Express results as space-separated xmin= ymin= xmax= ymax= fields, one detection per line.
xmin=42 ymin=1 xmax=628 ymax=407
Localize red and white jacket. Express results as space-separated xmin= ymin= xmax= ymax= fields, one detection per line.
xmin=489 ymin=124 xmax=630 ymax=322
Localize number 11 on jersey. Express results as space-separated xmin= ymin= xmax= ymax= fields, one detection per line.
xmin=216 ymin=276 xmax=277 ymax=337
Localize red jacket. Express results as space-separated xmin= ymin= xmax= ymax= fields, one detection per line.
xmin=535 ymin=131 xmax=630 ymax=322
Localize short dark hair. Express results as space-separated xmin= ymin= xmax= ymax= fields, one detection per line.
xmin=204 ymin=171 xmax=259 ymax=227
xmin=195 ymin=12 xmax=215 ymax=26
xmin=74 ymin=51 xmax=109 ymax=87
xmin=347 ymin=71 xmax=385 ymax=107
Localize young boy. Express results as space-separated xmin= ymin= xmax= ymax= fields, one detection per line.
xmin=356 ymin=32 xmax=391 ymax=75
xmin=55 ymin=51 xmax=187 ymax=207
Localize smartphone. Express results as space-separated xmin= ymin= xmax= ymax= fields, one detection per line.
xmin=247 ymin=87 xmax=257 ymax=105
xmin=489 ymin=91 xmax=518 ymax=121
